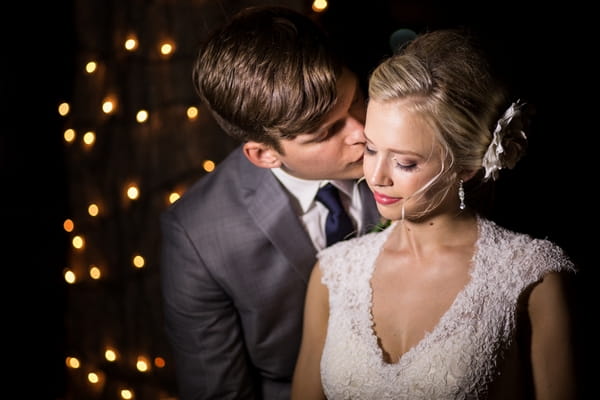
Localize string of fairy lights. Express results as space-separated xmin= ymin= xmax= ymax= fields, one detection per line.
xmin=58 ymin=1 xmax=328 ymax=398
xmin=57 ymin=29 xmax=198 ymax=400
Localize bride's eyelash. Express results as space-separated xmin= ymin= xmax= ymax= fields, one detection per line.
xmin=397 ymin=163 xmax=417 ymax=171
xmin=365 ymin=147 xmax=419 ymax=172
xmin=392 ymin=157 xmax=417 ymax=171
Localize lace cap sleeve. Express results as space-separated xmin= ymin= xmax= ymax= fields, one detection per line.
xmin=317 ymin=228 xmax=393 ymax=291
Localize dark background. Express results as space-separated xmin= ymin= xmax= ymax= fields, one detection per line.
xmin=3 ymin=0 xmax=593 ymax=398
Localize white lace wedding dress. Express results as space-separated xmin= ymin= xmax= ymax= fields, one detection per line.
xmin=318 ymin=216 xmax=574 ymax=399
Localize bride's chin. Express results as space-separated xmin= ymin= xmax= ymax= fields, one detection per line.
xmin=377 ymin=209 xmax=402 ymax=222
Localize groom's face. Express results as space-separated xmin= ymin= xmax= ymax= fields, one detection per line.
xmin=275 ymin=69 xmax=367 ymax=181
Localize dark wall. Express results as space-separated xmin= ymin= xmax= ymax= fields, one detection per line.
xmin=2 ymin=1 xmax=75 ymax=398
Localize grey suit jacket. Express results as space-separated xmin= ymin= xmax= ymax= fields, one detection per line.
xmin=160 ymin=146 xmax=380 ymax=400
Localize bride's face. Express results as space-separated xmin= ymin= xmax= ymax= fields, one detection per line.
xmin=363 ymin=100 xmax=449 ymax=221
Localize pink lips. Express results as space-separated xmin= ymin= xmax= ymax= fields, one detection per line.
xmin=373 ymin=191 xmax=402 ymax=205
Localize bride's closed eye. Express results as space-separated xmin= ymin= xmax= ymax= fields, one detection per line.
xmin=391 ymin=157 xmax=418 ymax=172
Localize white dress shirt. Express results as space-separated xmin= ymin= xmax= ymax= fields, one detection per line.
xmin=271 ymin=168 xmax=364 ymax=251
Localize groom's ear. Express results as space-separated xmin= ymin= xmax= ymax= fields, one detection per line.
xmin=242 ymin=141 xmax=282 ymax=169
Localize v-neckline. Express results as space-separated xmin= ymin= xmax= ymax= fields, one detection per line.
xmin=365 ymin=216 xmax=483 ymax=367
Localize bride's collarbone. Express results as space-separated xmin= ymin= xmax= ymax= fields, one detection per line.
xmin=370 ymin=253 xmax=472 ymax=364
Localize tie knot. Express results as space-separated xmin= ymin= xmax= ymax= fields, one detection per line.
xmin=316 ymin=183 xmax=355 ymax=246
xmin=315 ymin=183 xmax=344 ymax=214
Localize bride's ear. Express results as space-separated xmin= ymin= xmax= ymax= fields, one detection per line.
xmin=242 ymin=141 xmax=283 ymax=169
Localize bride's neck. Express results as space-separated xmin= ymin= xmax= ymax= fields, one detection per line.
xmin=388 ymin=211 xmax=477 ymax=256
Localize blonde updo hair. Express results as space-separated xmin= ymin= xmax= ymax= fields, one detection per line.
xmin=369 ymin=30 xmax=526 ymax=214
xmin=368 ymin=29 xmax=528 ymax=215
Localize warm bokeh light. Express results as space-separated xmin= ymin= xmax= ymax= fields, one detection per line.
xmin=120 ymin=389 xmax=134 ymax=399
xmin=58 ymin=102 xmax=70 ymax=116
xmin=124 ymin=35 xmax=138 ymax=51
xmin=63 ymin=219 xmax=74 ymax=232
xmin=136 ymin=109 xmax=149 ymax=123
xmin=105 ymin=348 xmax=118 ymax=362
xmin=136 ymin=356 xmax=150 ymax=372
xmin=202 ymin=160 xmax=215 ymax=172
xmin=64 ymin=269 xmax=77 ymax=284
xmin=88 ymin=203 xmax=99 ymax=216
xmin=88 ymin=372 xmax=100 ymax=384
xmin=66 ymin=356 xmax=81 ymax=369
xmin=72 ymin=235 xmax=85 ymax=249
xmin=83 ymin=131 xmax=96 ymax=146
xmin=85 ymin=61 xmax=97 ymax=74
xmin=132 ymin=254 xmax=145 ymax=268
xmin=154 ymin=357 xmax=166 ymax=368
xmin=312 ymin=0 xmax=328 ymax=12
xmin=89 ymin=265 xmax=101 ymax=280
xmin=102 ymin=98 xmax=116 ymax=114
xmin=64 ymin=128 xmax=76 ymax=143
xmin=168 ymin=191 xmax=181 ymax=204
xmin=186 ymin=106 xmax=198 ymax=120
xmin=126 ymin=184 xmax=139 ymax=200
xmin=159 ymin=40 xmax=175 ymax=56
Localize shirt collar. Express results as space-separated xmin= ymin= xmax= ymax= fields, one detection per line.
xmin=270 ymin=168 xmax=355 ymax=213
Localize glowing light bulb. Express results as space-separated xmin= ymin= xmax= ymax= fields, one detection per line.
xmin=58 ymin=102 xmax=70 ymax=116
xmin=203 ymin=160 xmax=215 ymax=172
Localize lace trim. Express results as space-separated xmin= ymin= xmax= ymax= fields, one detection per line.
xmin=317 ymin=216 xmax=574 ymax=399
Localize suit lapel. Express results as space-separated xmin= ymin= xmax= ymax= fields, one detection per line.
xmin=239 ymin=157 xmax=317 ymax=283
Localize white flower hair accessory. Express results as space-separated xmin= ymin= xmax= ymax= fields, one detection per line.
xmin=482 ymin=99 xmax=528 ymax=181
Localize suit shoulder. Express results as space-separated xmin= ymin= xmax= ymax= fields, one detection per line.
xmin=162 ymin=147 xmax=247 ymax=222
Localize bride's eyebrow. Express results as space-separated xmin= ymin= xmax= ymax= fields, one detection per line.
xmin=364 ymin=134 xmax=426 ymax=159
